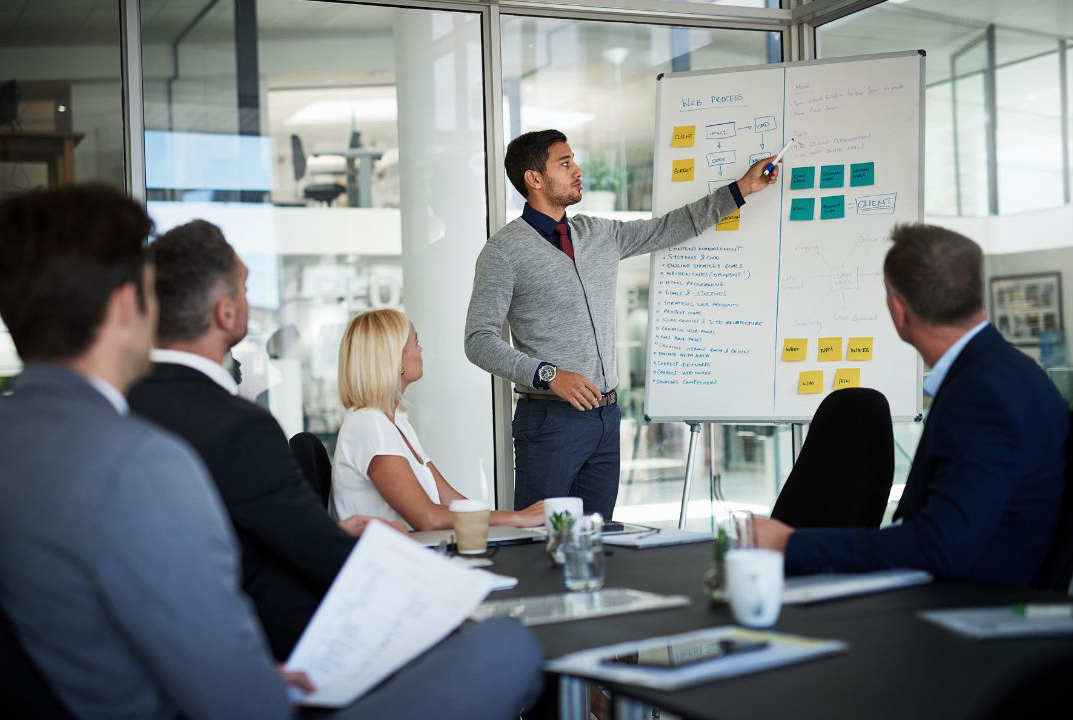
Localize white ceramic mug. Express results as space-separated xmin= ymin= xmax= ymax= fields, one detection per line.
xmin=543 ymin=496 xmax=584 ymax=534
xmin=726 ymin=548 xmax=784 ymax=628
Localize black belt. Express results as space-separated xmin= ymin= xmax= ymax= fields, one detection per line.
xmin=519 ymin=389 xmax=617 ymax=407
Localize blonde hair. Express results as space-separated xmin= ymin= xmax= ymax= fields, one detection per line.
xmin=338 ymin=308 xmax=410 ymax=415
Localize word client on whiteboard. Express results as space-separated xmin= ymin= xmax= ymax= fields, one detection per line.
xmin=464 ymin=128 xmax=779 ymax=519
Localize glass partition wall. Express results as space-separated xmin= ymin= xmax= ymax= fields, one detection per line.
xmin=14 ymin=1 xmax=1065 ymax=530
xmin=141 ymin=0 xmax=495 ymax=499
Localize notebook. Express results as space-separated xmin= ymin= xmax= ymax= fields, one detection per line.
xmin=409 ymin=526 xmax=543 ymax=547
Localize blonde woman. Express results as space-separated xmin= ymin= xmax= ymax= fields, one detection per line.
xmin=332 ymin=308 xmax=544 ymax=531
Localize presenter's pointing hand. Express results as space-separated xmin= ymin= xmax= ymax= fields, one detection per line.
xmin=549 ymin=370 xmax=603 ymax=412
xmin=737 ymin=156 xmax=780 ymax=197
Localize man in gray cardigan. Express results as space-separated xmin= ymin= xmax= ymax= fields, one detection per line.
xmin=465 ymin=129 xmax=778 ymax=517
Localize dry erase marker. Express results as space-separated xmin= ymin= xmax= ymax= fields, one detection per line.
xmin=762 ymin=138 xmax=795 ymax=176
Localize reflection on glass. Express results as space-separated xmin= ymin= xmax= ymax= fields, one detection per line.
xmin=501 ymin=15 xmax=781 ymax=525
xmin=0 ymin=0 xmax=127 ymax=383
xmin=141 ymin=1 xmax=493 ymax=498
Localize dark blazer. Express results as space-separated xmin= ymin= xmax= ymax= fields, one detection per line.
xmin=786 ymin=324 xmax=1069 ymax=584
xmin=129 ymin=362 xmax=355 ymax=659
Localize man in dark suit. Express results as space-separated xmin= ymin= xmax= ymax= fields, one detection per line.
xmin=756 ymin=224 xmax=1069 ymax=585
xmin=128 ymin=221 xmax=389 ymax=659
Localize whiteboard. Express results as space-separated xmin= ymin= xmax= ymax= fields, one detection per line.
xmin=645 ymin=51 xmax=924 ymax=423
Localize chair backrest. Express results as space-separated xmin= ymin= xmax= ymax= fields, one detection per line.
xmin=289 ymin=431 xmax=332 ymax=509
xmin=290 ymin=134 xmax=306 ymax=183
xmin=0 ymin=603 xmax=72 ymax=718
xmin=1033 ymin=410 xmax=1073 ymax=594
xmin=771 ymin=387 xmax=894 ymax=529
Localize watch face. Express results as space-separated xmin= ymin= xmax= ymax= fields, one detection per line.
xmin=539 ymin=365 xmax=556 ymax=383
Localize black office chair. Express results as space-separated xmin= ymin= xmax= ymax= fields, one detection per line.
xmin=1033 ymin=410 xmax=1073 ymax=594
xmin=771 ymin=387 xmax=894 ymax=529
xmin=289 ymin=135 xmax=345 ymax=206
xmin=289 ymin=431 xmax=332 ymax=509
xmin=0 ymin=603 xmax=72 ymax=718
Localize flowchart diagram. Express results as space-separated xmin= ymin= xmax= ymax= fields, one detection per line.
xmin=648 ymin=52 xmax=923 ymax=421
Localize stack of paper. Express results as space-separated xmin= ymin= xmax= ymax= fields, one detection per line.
xmin=470 ymin=588 xmax=690 ymax=626
xmin=546 ymin=626 xmax=846 ymax=690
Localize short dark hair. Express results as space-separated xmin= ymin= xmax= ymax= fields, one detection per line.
xmin=151 ymin=220 xmax=239 ymax=344
xmin=0 ymin=184 xmax=152 ymax=363
xmin=504 ymin=129 xmax=567 ymax=198
xmin=883 ymin=223 xmax=983 ymax=325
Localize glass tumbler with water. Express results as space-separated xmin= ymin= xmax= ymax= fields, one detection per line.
xmin=563 ymin=513 xmax=605 ymax=592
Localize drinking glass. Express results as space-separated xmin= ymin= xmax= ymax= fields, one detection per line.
xmin=703 ymin=510 xmax=756 ymax=604
xmin=563 ymin=513 xmax=605 ymax=592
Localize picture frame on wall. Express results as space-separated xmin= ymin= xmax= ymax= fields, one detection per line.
xmin=989 ymin=272 xmax=1063 ymax=348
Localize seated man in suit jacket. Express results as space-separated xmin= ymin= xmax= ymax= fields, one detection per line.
xmin=756 ymin=224 xmax=1069 ymax=585
xmin=127 ymin=221 xmax=388 ymax=658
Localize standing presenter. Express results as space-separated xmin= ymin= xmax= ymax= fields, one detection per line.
xmin=465 ymin=129 xmax=779 ymax=518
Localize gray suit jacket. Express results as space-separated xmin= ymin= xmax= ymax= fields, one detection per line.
xmin=0 ymin=365 xmax=291 ymax=719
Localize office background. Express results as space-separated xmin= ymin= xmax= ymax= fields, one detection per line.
xmin=1 ymin=0 xmax=1070 ymax=528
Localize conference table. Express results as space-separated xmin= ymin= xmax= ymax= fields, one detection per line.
xmin=485 ymin=539 xmax=1072 ymax=720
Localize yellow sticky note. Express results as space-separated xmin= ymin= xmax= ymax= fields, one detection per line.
xmin=847 ymin=337 xmax=874 ymax=361
xmin=672 ymin=158 xmax=695 ymax=182
xmin=817 ymin=337 xmax=843 ymax=361
xmin=782 ymin=338 xmax=807 ymax=362
xmin=833 ymin=368 xmax=861 ymax=389
xmin=716 ymin=210 xmax=741 ymax=232
xmin=671 ymin=125 xmax=696 ymax=148
xmin=798 ymin=371 xmax=824 ymax=394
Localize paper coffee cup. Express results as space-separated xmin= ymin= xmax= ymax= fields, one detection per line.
xmin=450 ymin=499 xmax=490 ymax=554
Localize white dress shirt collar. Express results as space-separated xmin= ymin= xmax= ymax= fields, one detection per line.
xmin=151 ymin=349 xmax=239 ymax=395
xmin=922 ymin=320 xmax=989 ymax=398
xmin=85 ymin=375 xmax=129 ymax=415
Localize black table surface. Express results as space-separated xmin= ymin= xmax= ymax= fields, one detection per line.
xmin=486 ymin=540 xmax=1072 ymax=720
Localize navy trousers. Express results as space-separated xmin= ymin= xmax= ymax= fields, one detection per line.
xmin=512 ymin=398 xmax=621 ymax=518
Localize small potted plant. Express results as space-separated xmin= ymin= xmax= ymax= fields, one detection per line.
xmin=546 ymin=510 xmax=575 ymax=565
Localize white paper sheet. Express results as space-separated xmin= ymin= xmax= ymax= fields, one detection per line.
xmin=285 ymin=522 xmax=495 ymax=708
xmin=919 ymin=606 xmax=1073 ymax=639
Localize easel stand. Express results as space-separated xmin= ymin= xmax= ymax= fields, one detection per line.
xmin=676 ymin=421 xmax=806 ymax=530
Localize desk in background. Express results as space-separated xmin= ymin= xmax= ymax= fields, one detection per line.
xmin=0 ymin=131 xmax=85 ymax=188
xmin=489 ymin=542 xmax=1072 ymax=720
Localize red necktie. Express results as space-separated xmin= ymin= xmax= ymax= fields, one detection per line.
xmin=556 ymin=223 xmax=574 ymax=261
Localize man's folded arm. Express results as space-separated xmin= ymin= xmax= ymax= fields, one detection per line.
xmin=99 ymin=431 xmax=291 ymax=720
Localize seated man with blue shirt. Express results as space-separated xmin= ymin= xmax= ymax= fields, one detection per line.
xmin=756 ymin=223 xmax=1069 ymax=585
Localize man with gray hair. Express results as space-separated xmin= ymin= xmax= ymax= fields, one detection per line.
xmin=756 ymin=224 xmax=1068 ymax=585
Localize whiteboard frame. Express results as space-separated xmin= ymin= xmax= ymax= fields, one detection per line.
xmin=644 ymin=49 xmax=926 ymax=424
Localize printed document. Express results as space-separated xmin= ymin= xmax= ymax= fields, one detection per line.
xmin=286 ymin=521 xmax=495 ymax=707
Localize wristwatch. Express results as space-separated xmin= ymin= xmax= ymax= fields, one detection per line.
xmin=537 ymin=363 xmax=558 ymax=388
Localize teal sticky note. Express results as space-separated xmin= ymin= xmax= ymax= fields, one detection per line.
xmin=789 ymin=197 xmax=815 ymax=221
xmin=789 ymin=166 xmax=815 ymax=190
xmin=820 ymin=195 xmax=845 ymax=220
xmin=850 ymin=162 xmax=875 ymax=187
xmin=819 ymin=165 xmax=844 ymax=188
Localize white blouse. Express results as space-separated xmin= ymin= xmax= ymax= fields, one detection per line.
xmin=330 ymin=407 xmax=439 ymax=528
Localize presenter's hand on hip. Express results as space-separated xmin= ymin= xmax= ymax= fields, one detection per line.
xmin=549 ymin=370 xmax=603 ymax=412
xmin=737 ymin=156 xmax=780 ymax=197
